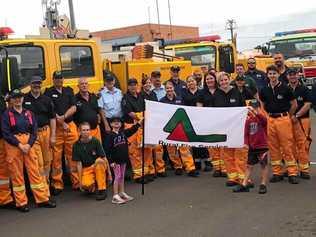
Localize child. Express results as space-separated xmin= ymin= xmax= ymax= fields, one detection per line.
xmin=233 ymin=99 xmax=269 ymax=194
xmin=104 ymin=117 xmax=141 ymax=204
xmin=72 ymin=122 xmax=112 ymax=201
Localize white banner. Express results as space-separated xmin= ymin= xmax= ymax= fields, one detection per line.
xmin=144 ymin=100 xmax=248 ymax=148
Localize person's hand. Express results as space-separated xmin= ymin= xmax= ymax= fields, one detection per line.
xmin=110 ymin=163 xmax=116 ymax=168
xmin=18 ymin=143 xmax=30 ymax=154
xmin=105 ymin=124 xmax=111 ymax=133
xmin=50 ymin=135 xmax=56 ymax=148
xmin=244 ymin=144 xmax=249 ymax=150
xmin=56 ymin=114 xmax=65 ymax=125
xmin=138 ymin=118 xmax=144 ymax=126
xmin=108 ymin=172 xmax=113 ymax=183
xmin=291 ymin=115 xmax=298 ymax=123
xmin=63 ymin=122 xmax=70 ymax=132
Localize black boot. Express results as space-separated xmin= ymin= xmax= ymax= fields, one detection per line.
xmin=157 ymin=172 xmax=167 ymax=177
xmin=146 ymin=175 xmax=155 ymax=183
xmin=258 ymin=184 xmax=267 ymax=194
xmin=96 ymin=190 xmax=107 ymax=201
xmin=38 ymin=199 xmax=57 ymax=208
xmin=288 ymin=176 xmax=299 ymax=184
xmin=300 ymin=172 xmax=311 ymax=180
xmin=269 ymin=175 xmax=284 ymax=183
xmin=213 ymin=170 xmax=221 ymax=177
xmin=203 ymin=161 xmax=213 ymax=172
xmin=233 ymin=184 xmax=249 ymax=192
xmin=51 ymin=188 xmax=63 ymax=196
xmin=135 ymin=177 xmax=148 ymax=184
xmin=188 ymin=169 xmax=199 ymax=177
xmin=194 ymin=161 xmax=202 ymax=171
xmin=226 ymin=181 xmax=238 ymax=187
xmin=175 ymin=168 xmax=183 ymax=176
xmin=17 ymin=204 xmax=30 ymax=213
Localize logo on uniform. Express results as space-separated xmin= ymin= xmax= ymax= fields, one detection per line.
xmin=277 ymin=94 xmax=283 ymax=100
xmin=91 ymin=150 xmax=96 ymax=156
xmin=230 ymin=98 xmax=236 ymax=103
xmin=25 ymin=102 xmax=31 ymax=105
xmin=76 ymin=101 xmax=82 ymax=107
xmin=297 ymin=96 xmax=303 ymax=101
xmin=163 ymin=108 xmax=227 ymax=143
xmin=52 ymin=94 xmax=58 ymax=98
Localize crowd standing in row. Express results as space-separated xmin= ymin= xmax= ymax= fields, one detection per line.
xmin=0 ymin=52 xmax=313 ymax=212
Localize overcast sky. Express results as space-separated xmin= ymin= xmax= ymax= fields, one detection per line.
xmin=1 ymin=0 xmax=316 ymax=37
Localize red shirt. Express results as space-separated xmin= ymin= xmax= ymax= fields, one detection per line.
xmin=244 ymin=112 xmax=268 ymax=150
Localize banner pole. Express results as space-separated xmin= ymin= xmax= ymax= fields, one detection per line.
xmin=141 ymin=104 xmax=145 ymax=195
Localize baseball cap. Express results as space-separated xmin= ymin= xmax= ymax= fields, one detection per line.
xmin=235 ymin=75 xmax=245 ymax=81
xmin=10 ymin=89 xmax=24 ymax=98
xmin=170 ymin=65 xmax=180 ymax=72
xmin=151 ymin=71 xmax=161 ymax=78
xmin=127 ymin=78 xmax=138 ymax=85
xmin=287 ymin=67 xmax=298 ymax=75
xmin=30 ymin=76 xmax=43 ymax=84
xmin=53 ymin=71 xmax=63 ymax=80
xmin=109 ymin=117 xmax=122 ymax=123
xmin=104 ymin=74 xmax=115 ymax=81
xmin=248 ymin=99 xmax=260 ymax=108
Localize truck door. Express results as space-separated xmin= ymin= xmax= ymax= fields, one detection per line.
xmin=219 ymin=45 xmax=235 ymax=73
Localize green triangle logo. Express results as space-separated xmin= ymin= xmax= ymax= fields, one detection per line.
xmin=163 ymin=108 xmax=227 ymax=143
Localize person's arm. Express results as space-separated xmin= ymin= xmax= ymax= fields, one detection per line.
xmin=1 ymin=111 xmax=20 ymax=147
xmin=64 ymin=105 xmax=77 ymax=120
xmin=48 ymin=99 xmax=56 ymax=147
xmin=27 ymin=112 xmax=38 ymax=147
xmin=77 ymin=161 xmax=83 ymax=190
xmin=256 ymin=112 xmax=267 ymax=127
xmin=289 ymin=99 xmax=298 ymax=116
xmin=99 ymin=109 xmax=111 ymax=132
xmin=125 ymin=123 xmax=141 ymax=138
xmin=296 ymin=87 xmax=312 ymax=118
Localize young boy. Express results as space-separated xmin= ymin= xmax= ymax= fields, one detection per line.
xmin=72 ymin=122 xmax=112 ymax=201
xmin=234 ymin=99 xmax=269 ymax=194
xmin=104 ymin=117 xmax=141 ymax=204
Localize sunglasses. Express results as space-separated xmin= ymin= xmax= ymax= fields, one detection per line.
xmin=248 ymin=62 xmax=256 ymax=64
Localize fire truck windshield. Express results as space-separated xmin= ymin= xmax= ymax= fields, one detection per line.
xmin=174 ymin=46 xmax=216 ymax=67
xmin=269 ymin=37 xmax=316 ymax=60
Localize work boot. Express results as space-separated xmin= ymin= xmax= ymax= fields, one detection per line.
xmin=203 ymin=161 xmax=213 ymax=172
xmin=188 ymin=170 xmax=199 ymax=177
xmin=157 ymin=172 xmax=168 ymax=177
xmin=288 ymin=176 xmax=299 ymax=184
xmin=135 ymin=177 xmax=148 ymax=184
xmin=51 ymin=188 xmax=63 ymax=196
xmin=226 ymin=181 xmax=238 ymax=187
xmin=300 ymin=172 xmax=311 ymax=180
xmin=96 ymin=190 xmax=107 ymax=201
xmin=38 ymin=199 xmax=57 ymax=208
xmin=17 ymin=204 xmax=30 ymax=213
xmin=194 ymin=161 xmax=202 ymax=171
xmin=283 ymin=171 xmax=288 ymax=178
xmin=258 ymin=184 xmax=267 ymax=194
xmin=0 ymin=201 xmax=15 ymax=209
xmin=221 ymin=172 xmax=227 ymax=178
xmin=269 ymin=175 xmax=283 ymax=183
xmin=213 ymin=170 xmax=221 ymax=177
xmin=175 ymin=168 xmax=183 ymax=176
xmin=146 ymin=174 xmax=155 ymax=182
xmin=233 ymin=184 xmax=249 ymax=193
xmin=246 ymin=182 xmax=255 ymax=189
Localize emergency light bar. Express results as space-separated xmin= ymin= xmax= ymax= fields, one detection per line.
xmin=164 ymin=35 xmax=221 ymax=46
xmin=0 ymin=27 xmax=14 ymax=40
xmin=275 ymin=28 xmax=316 ymax=37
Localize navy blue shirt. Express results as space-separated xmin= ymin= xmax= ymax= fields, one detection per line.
xmin=159 ymin=95 xmax=183 ymax=105
xmin=165 ymin=78 xmax=187 ymax=97
xmin=290 ymin=83 xmax=311 ymax=118
xmin=245 ymin=69 xmax=268 ymax=91
xmin=2 ymin=108 xmax=37 ymax=146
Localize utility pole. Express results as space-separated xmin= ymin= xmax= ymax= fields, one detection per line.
xmin=68 ymin=0 xmax=76 ymax=32
xmin=168 ymin=0 xmax=173 ymax=40
xmin=155 ymin=0 xmax=161 ymax=36
xmin=226 ymin=19 xmax=236 ymax=42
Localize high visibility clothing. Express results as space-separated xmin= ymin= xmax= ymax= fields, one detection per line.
xmin=151 ymin=145 xmax=166 ymax=174
xmin=90 ymin=126 xmax=102 ymax=142
xmin=268 ymin=116 xmax=298 ymax=176
xmin=81 ymin=158 xmax=108 ymax=192
xmin=51 ymin=121 xmax=79 ymax=190
xmin=292 ymin=118 xmax=311 ymax=173
xmin=209 ymin=148 xmax=226 ymax=173
xmin=33 ymin=126 xmax=52 ymax=195
xmin=0 ymin=139 xmax=13 ymax=205
xmin=166 ymin=146 xmax=195 ymax=173
xmin=222 ymin=148 xmax=247 ymax=183
xmin=5 ymin=134 xmax=49 ymax=207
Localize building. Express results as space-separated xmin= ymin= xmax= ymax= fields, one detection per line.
xmin=92 ymin=23 xmax=199 ymax=50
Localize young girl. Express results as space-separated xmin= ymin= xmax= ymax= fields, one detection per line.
xmin=104 ymin=117 xmax=141 ymax=204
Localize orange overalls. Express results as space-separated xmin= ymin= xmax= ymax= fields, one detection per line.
xmin=150 ymin=145 xmax=166 ymax=175
xmin=90 ymin=126 xmax=102 ymax=142
xmin=0 ymin=138 xmax=13 ymax=205
xmin=208 ymin=148 xmax=226 ymax=174
xmin=166 ymin=146 xmax=195 ymax=173
xmin=81 ymin=158 xmax=108 ymax=192
xmin=2 ymin=109 xmax=49 ymax=207
xmin=51 ymin=121 xmax=79 ymax=190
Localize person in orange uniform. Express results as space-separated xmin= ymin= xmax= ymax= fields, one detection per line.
xmin=74 ymin=77 xmax=105 ymax=142
xmin=213 ymin=72 xmax=247 ymax=187
xmin=73 ymin=122 xmax=112 ymax=201
xmin=159 ymin=81 xmax=199 ymax=177
xmin=44 ymin=71 xmax=79 ymax=195
xmin=0 ymin=94 xmax=14 ymax=208
xmin=287 ymin=68 xmax=312 ymax=179
xmin=23 ymin=76 xmax=56 ymax=195
xmin=122 ymin=78 xmax=153 ymax=184
xmin=2 ymin=89 xmax=56 ymax=212
xmin=259 ymin=65 xmax=299 ymax=184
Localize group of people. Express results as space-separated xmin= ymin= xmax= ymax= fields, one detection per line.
xmin=0 ymin=52 xmax=313 ymax=212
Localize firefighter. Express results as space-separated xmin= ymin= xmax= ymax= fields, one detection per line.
xmin=151 ymin=71 xmax=166 ymax=101
xmin=234 ymin=64 xmax=257 ymax=95
xmin=259 ymin=65 xmax=299 ymax=184
xmin=2 ymin=89 xmax=56 ymax=212
xmin=165 ymin=65 xmax=187 ymax=97
xmin=183 ymin=75 xmax=211 ymax=172
xmin=273 ymin=52 xmax=289 ymax=83
xmin=0 ymin=94 xmax=14 ymax=208
xmin=23 ymin=76 xmax=56 ymax=195
xmin=197 ymin=72 xmax=227 ymax=177
xmin=44 ymin=71 xmax=79 ymax=195
xmin=287 ymin=68 xmax=312 ymax=179
xmin=232 ymin=75 xmax=257 ymax=101
xmin=73 ymin=122 xmax=112 ymax=201
xmin=159 ymin=81 xmax=199 ymax=177
xmin=141 ymin=76 xmax=167 ymax=177
xmin=245 ymin=57 xmax=268 ymax=91
xmin=213 ymin=72 xmax=248 ymax=186
xmin=121 ymin=78 xmax=153 ymax=184
xmin=74 ymin=77 xmax=105 ymax=141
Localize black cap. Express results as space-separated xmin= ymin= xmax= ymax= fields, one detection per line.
xmin=109 ymin=117 xmax=122 ymax=123
xmin=170 ymin=65 xmax=180 ymax=72
xmin=104 ymin=74 xmax=115 ymax=81
xmin=53 ymin=71 xmax=63 ymax=80
xmin=10 ymin=89 xmax=24 ymax=98
xmin=30 ymin=76 xmax=42 ymax=84
xmin=235 ymin=75 xmax=245 ymax=81
xmin=127 ymin=78 xmax=138 ymax=85
xmin=287 ymin=67 xmax=298 ymax=75
xmin=151 ymin=71 xmax=161 ymax=78
xmin=249 ymin=99 xmax=260 ymax=108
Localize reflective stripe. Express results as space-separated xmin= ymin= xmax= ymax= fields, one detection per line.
xmin=227 ymin=172 xmax=238 ymax=179
xmin=0 ymin=179 xmax=10 ymax=185
xmin=212 ymin=160 xmax=220 ymax=165
xmin=51 ymin=168 xmax=62 ymax=176
xmin=133 ymin=168 xmax=148 ymax=175
xmin=30 ymin=182 xmax=44 ymax=189
xmin=13 ymin=185 xmax=25 ymax=192
xmin=299 ymin=163 xmax=309 ymax=169
xmin=238 ymin=174 xmax=245 ymax=179
xmin=285 ymin=160 xmax=297 ymax=166
xmin=271 ymin=161 xmax=282 ymax=166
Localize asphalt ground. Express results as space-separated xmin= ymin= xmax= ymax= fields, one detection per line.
xmin=1 ymin=113 xmax=316 ymax=237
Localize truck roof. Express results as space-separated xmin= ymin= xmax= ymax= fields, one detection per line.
xmin=0 ymin=38 xmax=96 ymax=45
xmin=271 ymin=32 xmax=316 ymax=42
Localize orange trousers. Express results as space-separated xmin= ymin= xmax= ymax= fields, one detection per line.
xmin=33 ymin=126 xmax=52 ymax=195
xmin=292 ymin=118 xmax=311 ymax=173
xmin=268 ymin=116 xmax=298 ymax=176
xmin=150 ymin=145 xmax=166 ymax=174
xmin=5 ymin=134 xmax=49 ymax=207
xmin=81 ymin=158 xmax=108 ymax=192
xmin=51 ymin=122 xmax=79 ymax=190
xmin=126 ymin=124 xmax=153 ymax=179
xmin=90 ymin=126 xmax=102 ymax=142
xmin=222 ymin=147 xmax=248 ymax=183
xmin=166 ymin=146 xmax=195 ymax=173
xmin=0 ymin=139 xmax=13 ymax=205
xmin=209 ymin=148 xmax=226 ymax=173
